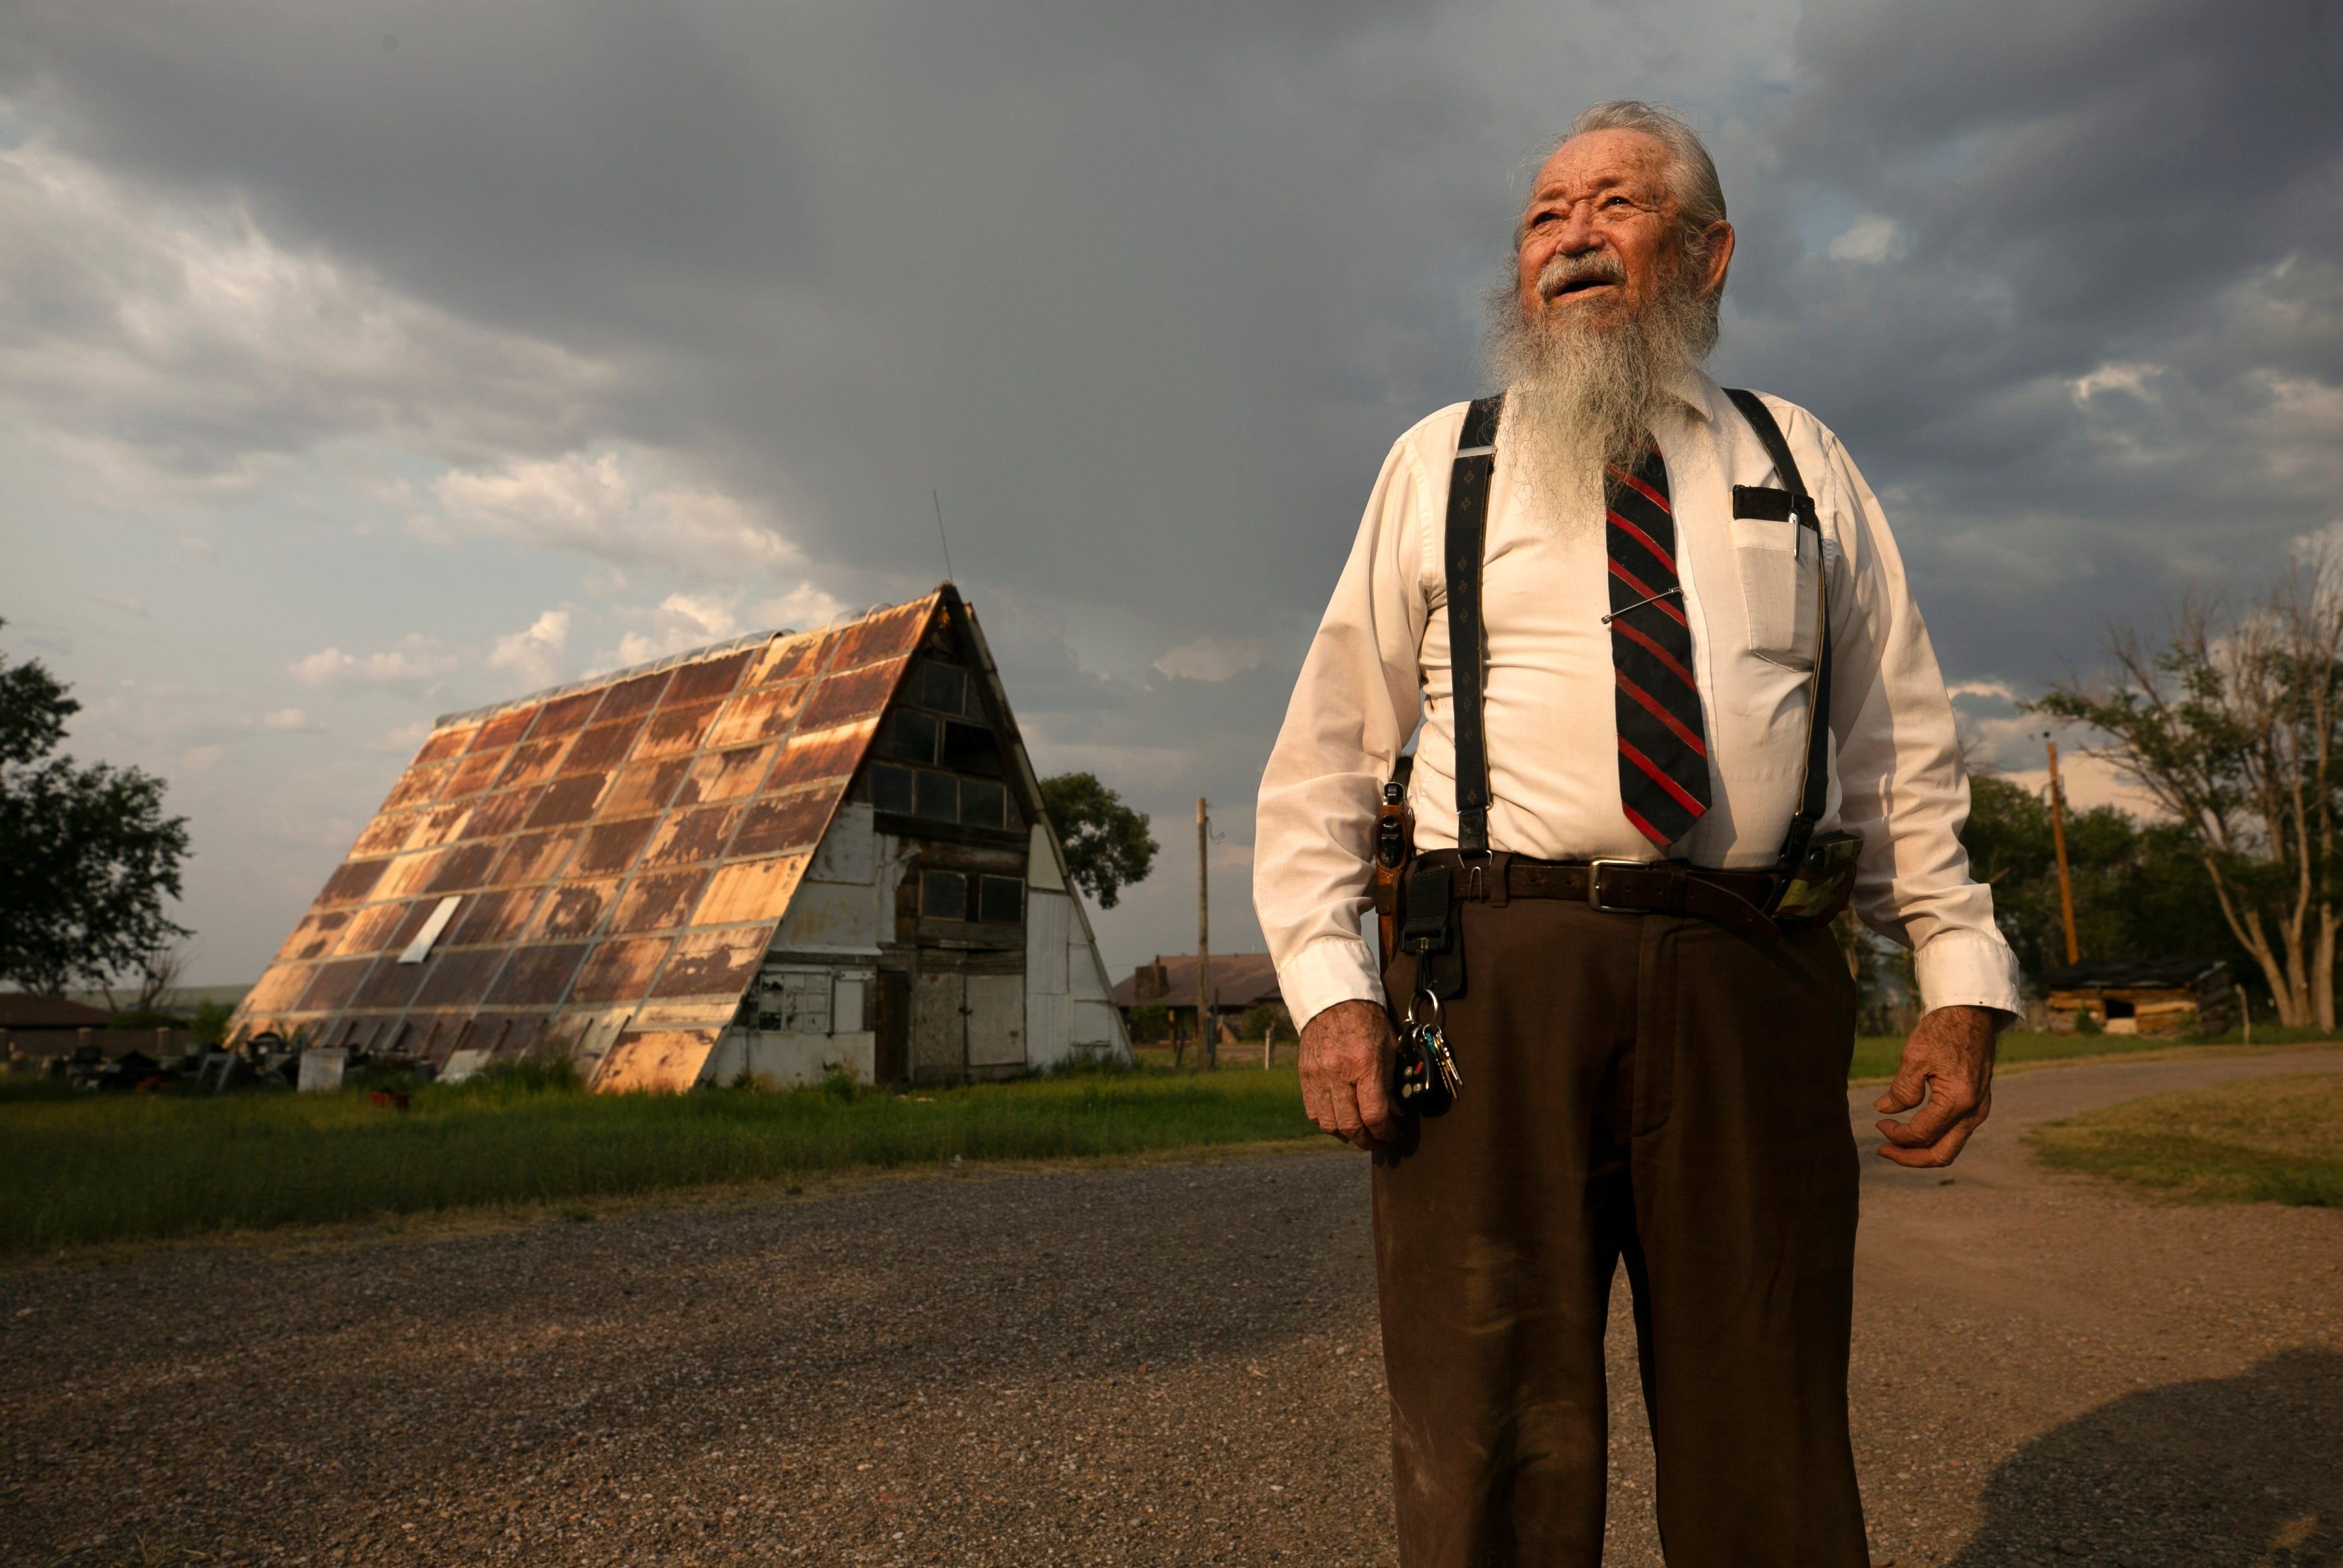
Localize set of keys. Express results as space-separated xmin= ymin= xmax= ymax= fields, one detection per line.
xmin=1392 ymin=989 xmax=1463 ymax=1117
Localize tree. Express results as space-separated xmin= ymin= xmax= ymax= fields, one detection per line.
xmin=1036 ymin=772 xmax=1158 ymax=910
xmin=1960 ymin=772 xmax=2251 ymax=988
xmin=2029 ymin=564 xmax=2343 ymax=1026
xmin=0 ymin=622 xmax=192 ymax=997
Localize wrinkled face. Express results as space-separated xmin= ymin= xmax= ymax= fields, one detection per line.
xmin=1514 ymin=127 xmax=1733 ymax=331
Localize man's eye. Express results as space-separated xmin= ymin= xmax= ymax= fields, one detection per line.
xmin=1531 ymin=211 xmax=1559 ymax=227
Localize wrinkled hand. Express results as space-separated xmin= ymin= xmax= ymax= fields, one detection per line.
xmin=1299 ymin=999 xmax=1399 ymax=1151
xmin=1874 ymin=1004 xmax=2001 ymax=1166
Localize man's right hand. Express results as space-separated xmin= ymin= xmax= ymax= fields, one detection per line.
xmin=1299 ymin=999 xmax=1400 ymax=1151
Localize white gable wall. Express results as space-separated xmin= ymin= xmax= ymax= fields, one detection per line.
xmin=1024 ymin=823 xmax=1133 ymax=1067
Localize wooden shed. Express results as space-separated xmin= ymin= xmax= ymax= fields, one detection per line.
xmin=2041 ymin=958 xmax=2233 ymax=1038
xmin=230 ymin=587 xmax=1129 ymax=1090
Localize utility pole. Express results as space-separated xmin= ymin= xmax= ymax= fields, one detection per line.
xmin=2046 ymin=734 xmax=2080 ymax=966
xmin=1196 ymin=797 xmax=1214 ymax=1071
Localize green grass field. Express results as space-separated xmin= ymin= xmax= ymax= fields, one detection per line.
xmin=0 ymin=1064 xmax=1314 ymax=1255
xmin=4 ymin=1031 xmax=2322 ymax=1254
xmin=2029 ymin=1072 xmax=2343 ymax=1207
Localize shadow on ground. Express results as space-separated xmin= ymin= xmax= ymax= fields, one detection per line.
xmin=1946 ymin=1349 xmax=2342 ymax=1567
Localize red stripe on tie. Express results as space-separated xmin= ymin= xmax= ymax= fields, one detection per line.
xmin=1607 ymin=560 xmax=1688 ymax=625
xmin=1615 ymin=671 xmax=1708 ymax=757
xmin=1621 ymin=803 xmax=1672 ymax=847
xmin=1604 ymin=465 xmax=1671 ymax=514
xmin=1619 ymin=736 xmax=1708 ymax=816
xmin=1606 ymin=510 xmax=1675 ymax=573
xmin=1614 ymin=619 xmax=1696 ymax=690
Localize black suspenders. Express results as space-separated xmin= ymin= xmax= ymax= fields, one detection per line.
xmin=1720 ymin=388 xmax=1833 ymax=873
xmin=1442 ymin=394 xmax=1505 ymax=857
xmin=1435 ymin=388 xmax=1834 ymax=878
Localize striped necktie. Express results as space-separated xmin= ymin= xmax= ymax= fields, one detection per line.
xmin=1604 ymin=439 xmax=1711 ymax=847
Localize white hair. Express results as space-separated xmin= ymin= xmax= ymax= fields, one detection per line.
xmin=1516 ymin=100 xmax=1728 ymax=259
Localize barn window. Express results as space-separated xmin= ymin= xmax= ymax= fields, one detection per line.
xmin=756 ymin=972 xmax=832 ymax=1034
xmin=940 ymin=719 xmax=1001 ymax=776
xmin=869 ymin=765 xmax=913 ymax=814
xmin=919 ymin=662 xmax=968 ymax=714
xmin=921 ymin=870 xmax=968 ymax=920
xmin=959 ymin=778 xmax=1006 ymax=829
xmin=880 ymin=711 xmax=939 ymax=764
xmin=913 ymin=771 xmax=958 ymax=822
xmin=978 ymin=875 xmax=1024 ymax=924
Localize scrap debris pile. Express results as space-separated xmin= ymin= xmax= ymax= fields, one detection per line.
xmin=27 ymin=1034 xmax=431 ymax=1095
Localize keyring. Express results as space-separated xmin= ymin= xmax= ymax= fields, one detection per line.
xmin=1403 ymin=989 xmax=1442 ymax=1034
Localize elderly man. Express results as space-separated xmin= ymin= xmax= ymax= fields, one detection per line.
xmin=1253 ymin=101 xmax=2021 ymax=1567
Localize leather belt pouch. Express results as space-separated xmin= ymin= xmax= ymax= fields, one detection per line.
xmin=1398 ymin=863 xmax=1464 ymax=998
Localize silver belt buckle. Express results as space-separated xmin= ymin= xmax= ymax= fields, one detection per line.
xmin=1587 ymin=858 xmax=1642 ymax=913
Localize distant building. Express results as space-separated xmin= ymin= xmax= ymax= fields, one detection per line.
xmin=2042 ymin=958 xmax=2234 ymax=1037
xmin=231 ymin=588 xmax=1128 ymax=1089
xmin=1115 ymin=953 xmax=1284 ymax=1041
xmin=0 ymin=994 xmax=113 ymax=1031
xmin=0 ymin=994 xmax=196 ymax=1062
xmin=0 ymin=993 xmax=113 ymax=1061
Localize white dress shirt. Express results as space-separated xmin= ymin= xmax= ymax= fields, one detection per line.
xmin=1254 ymin=368 xmax=2023 ymax=1031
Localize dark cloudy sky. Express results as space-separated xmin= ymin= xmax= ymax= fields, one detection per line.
xmin=2 ymin=0 xmax=2338 ymax=985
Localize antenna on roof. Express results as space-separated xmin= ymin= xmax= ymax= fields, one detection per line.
xmin=932 ymin=490 xmax=956 ymax=584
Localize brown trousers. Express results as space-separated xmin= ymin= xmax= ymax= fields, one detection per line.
xmin=1374 ymin=896 xmax=1867 ymax=1568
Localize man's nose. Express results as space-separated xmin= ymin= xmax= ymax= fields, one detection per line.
xmin=1554 ymin=203 xmax=1603 ymax=254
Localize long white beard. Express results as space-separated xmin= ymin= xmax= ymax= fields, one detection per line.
xmin=1485 ymin=261 xmax=1718 ymax=531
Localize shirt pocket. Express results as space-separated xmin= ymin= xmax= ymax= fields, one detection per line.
xmin=1728 ymin=515 xmax=1818 ymax=670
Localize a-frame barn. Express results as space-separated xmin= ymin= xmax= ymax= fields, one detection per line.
xmin=229 ymin=588 xmax=1130 ymax=1090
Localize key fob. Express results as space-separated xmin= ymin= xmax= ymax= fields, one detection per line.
xmin=1390 ymin=991 xmax=1458 ymax=1118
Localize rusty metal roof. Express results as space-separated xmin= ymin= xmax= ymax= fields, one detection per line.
xmin=232 ymin=589 xmax=953 ymax=1089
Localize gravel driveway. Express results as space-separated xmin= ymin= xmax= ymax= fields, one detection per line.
xmin=4 ymin=1046 xmax=2339 ymax=1567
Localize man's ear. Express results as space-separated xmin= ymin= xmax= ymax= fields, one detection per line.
xmin=1699 ymin=221 xmax=1736 ymax=296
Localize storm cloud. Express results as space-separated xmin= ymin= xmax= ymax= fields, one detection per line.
xmin=0 ymin=0 xmax=2334 ymax=978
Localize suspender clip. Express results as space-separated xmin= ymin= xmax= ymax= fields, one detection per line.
xmin=1459 ymin=849 xmax=1493 ymax=902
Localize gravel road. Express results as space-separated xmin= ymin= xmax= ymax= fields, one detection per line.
xmin=4 ymin=1046 xmax=2339 ymax=1568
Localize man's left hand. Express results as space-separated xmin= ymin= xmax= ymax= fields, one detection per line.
xmin=1874 ymin=1004 xmax=2001 ymax=1167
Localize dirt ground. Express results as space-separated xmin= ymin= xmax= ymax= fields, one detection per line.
xmin=4 ymin=1047 xmax=2339 ymax=1568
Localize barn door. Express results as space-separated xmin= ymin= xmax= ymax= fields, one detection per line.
xmin=911 ymin=969 xmax=965 ymax=1077
xmin=965 ymin=973 xmax=1026 ymax=1068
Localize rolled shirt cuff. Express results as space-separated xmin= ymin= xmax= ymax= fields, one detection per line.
xmin=1913 ymin=927 xmax=2026 ymax=1021
xmin=1278 ymin=934 xmax=1387 ymax=1033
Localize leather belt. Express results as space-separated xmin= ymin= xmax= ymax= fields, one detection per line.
xmin=1412 ymin=849 xmax=1786 ymax=939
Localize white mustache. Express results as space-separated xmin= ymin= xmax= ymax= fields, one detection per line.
xmin=1539 ymin=252 xmax=1627 ymax=299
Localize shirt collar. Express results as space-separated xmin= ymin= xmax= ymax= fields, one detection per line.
xmin=1668 ymin=365 xmax=1722 ymax=426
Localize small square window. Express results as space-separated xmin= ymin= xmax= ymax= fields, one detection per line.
xmin=959 ymin=777 xmax=1006 ymax=829
xmin=913 ymin=771 xmax=958 ymax=821
xmin=921 ymin=662 xmax=968 ymax=714
xmin=940 ymin=719 xmax=1001 ymax=777
xmin=755 ymin=973 xmax=832 ymax=1034
xmin=880 ymin=711 xmax=938 ymax=764
xmin=921 ymin=869 xmax=968 ymax=920
xmin=978 ymin=875 xmax=1024 ymax=924
xmin=869 ymin=765 xmax=913 ymax=815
